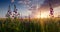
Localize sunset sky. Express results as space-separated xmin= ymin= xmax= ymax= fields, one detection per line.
xmin=0 ymin=0 xmax=60 ymax=18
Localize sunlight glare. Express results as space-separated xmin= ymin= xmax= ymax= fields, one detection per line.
xmin=36 ymin=12 xmax=49 ymax=18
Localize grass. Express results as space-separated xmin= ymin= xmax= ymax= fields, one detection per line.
xmin=0 ymin=18 xmax=60 ymax=32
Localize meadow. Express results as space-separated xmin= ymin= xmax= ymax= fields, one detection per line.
xmin=0 ymin=18 xmax=60 ymax=32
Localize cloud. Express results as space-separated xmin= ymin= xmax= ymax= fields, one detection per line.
xmin=29 ymin=0 xmax=60 ymax=17
xmin=11 ymin=0 xmax=14 ymax=3
xmin=18 ymin=0 xmax=31 ymax=5
xmin=18 ymin=0 xmax=32 ymax=11
xmin=40 ymin=0 xmax=60 ymax=11
xmin=17 ymin=0 xmax=43 ymax=16
xmin=17 ymin=0 xmax=60 ymax=17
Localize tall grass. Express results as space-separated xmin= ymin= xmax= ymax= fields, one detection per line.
xmin=0 ymin=18 xmax=60 ymax=32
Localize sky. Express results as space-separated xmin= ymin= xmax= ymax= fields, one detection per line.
xmin=0 ymin=0 xmax=60 ymax=18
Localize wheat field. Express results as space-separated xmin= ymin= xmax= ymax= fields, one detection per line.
xmin=0 ymin=18 xmax=60 ymax=32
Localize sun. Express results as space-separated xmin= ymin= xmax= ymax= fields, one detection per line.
xmin=36 ymin=14 xmax=41 ymax=18
xmin=36 ymin=12 xmax=49 ymax=18
xmin=36 ymin=14 xmax=48 ymax=18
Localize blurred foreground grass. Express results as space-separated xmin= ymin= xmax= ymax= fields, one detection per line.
xmin=0 ymin=18 xmax=60 ymax=32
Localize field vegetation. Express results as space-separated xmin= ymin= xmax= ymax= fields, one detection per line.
xmin=0 ymin=18 xmax=60 ymax=32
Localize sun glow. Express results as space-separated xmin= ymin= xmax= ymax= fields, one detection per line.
xmin=36 ymin=12 xmax=49 ymax=18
